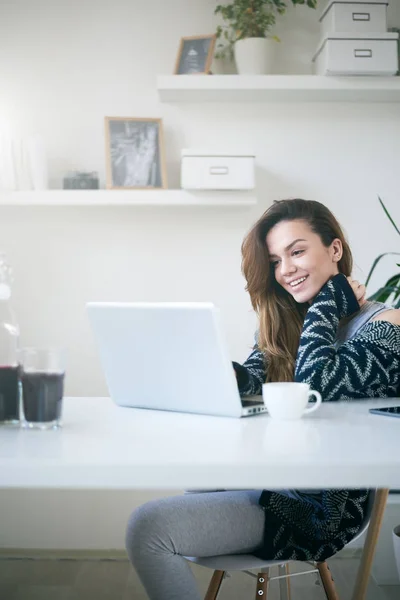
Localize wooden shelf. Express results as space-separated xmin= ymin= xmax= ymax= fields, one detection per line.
xmin=157 ymin=74 xmax=400 ymax=103
xmin=0 ymin=190 xmax=257 ymax=207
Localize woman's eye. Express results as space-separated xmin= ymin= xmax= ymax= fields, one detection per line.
xmin=271 ymin=261 xmax=279 ymax=269
xmin=293 ymin=250 xmax=304 ymax=257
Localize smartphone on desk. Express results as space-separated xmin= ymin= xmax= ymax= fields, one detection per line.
xmin=369 ymin=406 xmax=400 ymax=418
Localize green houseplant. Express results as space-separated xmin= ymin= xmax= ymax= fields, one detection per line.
xmin=366 ymin=196 xmax=400 ymax=307
xmin=214 ymin=0 xmax=318 ymax=73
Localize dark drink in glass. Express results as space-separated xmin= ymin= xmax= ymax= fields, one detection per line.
xmin=0 ymin=365 xmax=19 ymax=424
xmin=20 ymin=348 xmax=65 ymax=430
xmin=22 ymin=371 xmax=64 ymax=426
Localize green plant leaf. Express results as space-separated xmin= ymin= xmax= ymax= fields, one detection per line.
xmin=367 ymin=271 xmax=400 ymax=304
xmin=364 ymin=198 xmax=400 ymax=306
xmin=213 ymin=0 xmax=316 ymax=42
xmin=367 ymin=285 xmax=400 ymax=303
xmin=365 ymin=252 xmax=400 ymax=287
xmin=384 ymin=273 xmax=400 ymax=287
xmin=378 ymin=195 xmax=400 ymax=236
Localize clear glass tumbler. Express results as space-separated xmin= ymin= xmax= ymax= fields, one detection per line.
xmin=20 ymin=348 xmax=65 ymax=430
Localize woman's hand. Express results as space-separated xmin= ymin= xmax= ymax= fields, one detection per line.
xmin=346 ymin=276 xmax=367 ymax=307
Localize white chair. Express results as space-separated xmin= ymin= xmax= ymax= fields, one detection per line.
xmin=185 ymin=490 xmax=377 ymax=600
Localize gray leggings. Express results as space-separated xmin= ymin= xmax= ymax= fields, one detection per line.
xmin=125 ymin=490 xmax=265 ymax=600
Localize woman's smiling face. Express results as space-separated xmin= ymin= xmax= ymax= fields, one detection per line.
xmin=266 ymin=219 xmax=343 ymax=304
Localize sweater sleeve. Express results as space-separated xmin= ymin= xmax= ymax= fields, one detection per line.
xmin=295 ymin=273 xmax=400 ymax=401
xmin=232 ymin=333 xmax=266 ymax=396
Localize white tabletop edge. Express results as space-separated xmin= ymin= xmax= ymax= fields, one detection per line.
xmin=1 ymin=396 xmax=399 ymax=490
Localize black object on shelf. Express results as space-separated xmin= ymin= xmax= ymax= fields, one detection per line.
xmin=63 ymin=171 xmax=99 ymax=190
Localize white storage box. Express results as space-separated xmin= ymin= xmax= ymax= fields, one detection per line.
xmin=312 ymin=32 xmax=399 ymax=76
xmin=181 ymin=150 xmax=255 ymax=191
xmin=320 ymin=1 xmax=388 ymax=36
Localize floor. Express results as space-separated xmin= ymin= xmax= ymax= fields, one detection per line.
xmin=0 ymin=557 xmax=399 ymax=600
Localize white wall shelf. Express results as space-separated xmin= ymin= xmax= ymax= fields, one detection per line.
xmin=0 ymin=190 xmax=257 ymax=207
xmin=157 ymin=75 xmax=400 ymax=103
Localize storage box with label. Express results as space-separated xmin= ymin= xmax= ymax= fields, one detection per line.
xmin=181 ymin=150 xmax=255 ymax=191
xmin=320 ymin=0 xmax=389 ymax=36
xmin=312 ymin=32 xmax=399 ymax=76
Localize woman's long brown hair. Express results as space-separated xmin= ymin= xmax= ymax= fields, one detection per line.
xmin=241 ymin=199 xmax=353 ymax=382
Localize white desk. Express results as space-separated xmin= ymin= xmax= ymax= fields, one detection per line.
xmin=1 ymin=397 xmax=399 ymax=600
xmin=0 ymin=397 xmax=399 ymax=490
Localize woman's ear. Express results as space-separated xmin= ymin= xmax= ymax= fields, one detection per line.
xmin=331 ymin=239 xmax=343 ymax=262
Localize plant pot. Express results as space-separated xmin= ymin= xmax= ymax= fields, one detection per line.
xmin=393 ymin=525 xmax=400 ymax=581
xmin=234 ymin=37 xmax=275 ymax=75
xmin=210 ymin=56 xmax=237 ymax=75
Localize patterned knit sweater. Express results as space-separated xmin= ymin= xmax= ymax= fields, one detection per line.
xmin=234 ymin=273 xmax=400 ymax=561
xmin=234 ymin=274 xmax=400 ymax=400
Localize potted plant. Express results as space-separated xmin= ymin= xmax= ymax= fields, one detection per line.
xmin=366 ymin=196 xmax=400 ymax=307
xmin=214 ymin=0 xmax=318 ymax=75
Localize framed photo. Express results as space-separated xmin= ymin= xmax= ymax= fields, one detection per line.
xmin=104 ymin=117 xmax=167 ymax=190
xmin=174 ymin=34 xmax=216 ymax=75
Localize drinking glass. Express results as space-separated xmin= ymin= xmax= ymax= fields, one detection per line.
xmin=19 ymin=348 xmax=65 ymax=430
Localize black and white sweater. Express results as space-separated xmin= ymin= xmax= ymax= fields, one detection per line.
xmin=234 ymin=273 xmax=400 ymax=401
xmin=234 ymin=274 xmax=400 ymax=561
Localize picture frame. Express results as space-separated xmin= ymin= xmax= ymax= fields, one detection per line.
xmin=174 ymin=34 xmax=216 ymax=75
xmin=104 ymin=117 xmax=167 ymax=190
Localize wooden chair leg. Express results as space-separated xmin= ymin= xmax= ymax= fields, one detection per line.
xmin=351 ymin=488 xmax=389 ymax=600
xmin=278 ymin=564 xmax=291 ymax=600
xmin=204 ymin=569 xmax=225 ymax=600
xmin=255 ymin=568 xmax=269 ymax=599
xmin=317 ymin=561 xmax=340 ymax=600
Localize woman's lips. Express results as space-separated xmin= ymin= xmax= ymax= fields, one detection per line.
xmin=288 ymin=275 xmax=309 ymax=293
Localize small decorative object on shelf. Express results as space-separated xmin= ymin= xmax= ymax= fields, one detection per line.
xmin=214 ymin=0 xmax=317 ymax=75
xmin=174 ymin=35 xmax=216 ymax=74
xmin=0 ymin=133 xmax=48 ymax=191
xmin=104 ymin=117 xmax=167 ymax=190
xmin=181 ymin=149 xmax=255 ymax=191
xmin=63 ymin=171 xmax=99 ymax=190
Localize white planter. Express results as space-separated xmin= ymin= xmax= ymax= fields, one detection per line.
xmin=394 ymin=525 xmax=400 ymax=581
xmin=234 ymin=38 xmax=275 ymax=75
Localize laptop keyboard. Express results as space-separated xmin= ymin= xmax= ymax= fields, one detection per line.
xmin=241 ymin=397 xmax=264 ymax=407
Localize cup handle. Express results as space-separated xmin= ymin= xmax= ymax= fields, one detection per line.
xmin=304 ymin=390 xmax=322 ymax=414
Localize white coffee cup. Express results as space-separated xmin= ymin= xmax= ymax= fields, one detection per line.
xmin=262 ymin=382 xmax=322 ymax=420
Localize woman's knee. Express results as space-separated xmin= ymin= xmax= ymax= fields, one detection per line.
xmin=125 ymin=499 xmax=172 ymax=561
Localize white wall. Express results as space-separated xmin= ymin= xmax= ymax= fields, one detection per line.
xmin=0 ymin=0 xmax=400 ymax=552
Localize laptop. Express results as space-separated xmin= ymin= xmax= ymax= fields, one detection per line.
xmin=87 ymin=302 xmax=266 ymax=418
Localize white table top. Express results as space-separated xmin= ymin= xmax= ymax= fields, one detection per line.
xmin=1 ymin=397 xmax=400 ymax=490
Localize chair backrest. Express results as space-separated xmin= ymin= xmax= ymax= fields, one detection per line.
xmin=349 ymin=489 xmax=376 ymax=544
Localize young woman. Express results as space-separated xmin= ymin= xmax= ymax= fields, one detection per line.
xmin=125 ymin=199 xmax=400 ymax=600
